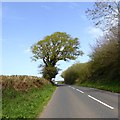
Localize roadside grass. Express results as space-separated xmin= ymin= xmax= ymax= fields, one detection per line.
xmin=76 ymin=80 xmax=120 ymax=93
xmin=2 ymin=84 xmax=56 ymax=119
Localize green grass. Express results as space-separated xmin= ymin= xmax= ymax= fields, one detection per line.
xmin=2 ymin=84 xmax=56 ymax=119
xmin=76 ymin=80 xmax=120 ymax=93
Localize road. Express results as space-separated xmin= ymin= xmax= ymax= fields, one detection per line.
xmin=39 ymin=85 xmax=119 ymax=118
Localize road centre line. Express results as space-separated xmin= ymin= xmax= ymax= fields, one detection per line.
xmin=69 ymin=86 xmax=114 ymax=110
xmin=88 ymin=95 xmax=114 ymax=110
xmin=70 ymin=86 xmax=74 ymax=89
xmin=69 ymin=86 xmax=84 ymax=93
xmin=76 ymin=89 xmax=84 ymax=93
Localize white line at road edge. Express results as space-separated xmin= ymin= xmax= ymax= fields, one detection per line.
xmin=88 ymin=95 xmax=114 ymax=110
xmin=76 ymin=89 xmax=84 ymax=93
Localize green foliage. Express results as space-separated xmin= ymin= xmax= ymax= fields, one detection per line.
xmin=90 ymin=26 xmax=119 ymax=81
xmin=62 ymin=68 xmax=78 ymax=85
xmin=61 ymin=26 xmax=119 ymax=92
xmin=62 ymin=62 xmax=90 ymax=84
xmin=42 ymin=66 xmax=58 ymax=80
xmin=31 ymin=32 xmax=83 ymax=80
xmin=77 ymin=80 xmax=120 ymax=93
xmin=2 ymin=79 xmax=56 ymax=118
xmin=57 ymin=81 xmax=64 ymax=84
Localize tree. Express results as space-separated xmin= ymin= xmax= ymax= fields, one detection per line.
xmin=86 ymin=2 xmax=119 ymax=31
xmin=86 ymin=2 xmax=120 ymax=80
xmin=89 ymin=26 xmax=119 ymax=81
xmin=31 ymin=32 xmax=83 ymax=83
xmin=61 ymin=62 xmax=90 ymax=84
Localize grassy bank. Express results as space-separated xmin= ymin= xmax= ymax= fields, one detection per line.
xmin=1 ymin=75 xmax=56 ymax=119
xmin=76 ymin=80 xmax=120 ymax=93
xmin=2 ymin=84 xmax=56 ymax=119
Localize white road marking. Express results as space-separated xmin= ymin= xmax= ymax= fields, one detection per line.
xmin=88 ymin=95 xmax=114 ymax=110
xmin=69 ymin=86 xmax=84 ymax=93
xmin=76 ymin=89 xmax=84 ymax=93
xmin=71 ymin=87 xmax=74 ymax=89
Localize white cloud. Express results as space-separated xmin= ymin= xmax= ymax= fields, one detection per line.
xmin=87 ymin=26 xmax=104 ymax=38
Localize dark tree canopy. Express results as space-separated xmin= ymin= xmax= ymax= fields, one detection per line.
xmin=31 ymin=32 xmax=83 ymax=82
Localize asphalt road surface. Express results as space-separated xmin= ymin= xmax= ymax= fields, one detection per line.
xmin=40 ymin=85 xmax=119 ymax=118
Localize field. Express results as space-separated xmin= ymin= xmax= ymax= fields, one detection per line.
xmin=1 ymin=75 xmax=56 ymax=119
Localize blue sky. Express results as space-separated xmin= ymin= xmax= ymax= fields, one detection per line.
xmin=2 ymin=2 xmax=103 ymax=81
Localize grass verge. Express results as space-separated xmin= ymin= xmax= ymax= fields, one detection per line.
xmin=2 ymin=84 xmax=56 ymax=119
xmin=76 ymin=80 xmax=120 ymax=93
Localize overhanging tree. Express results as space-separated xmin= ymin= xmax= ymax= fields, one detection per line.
xmin=86 ymin=2 xmax=120 ymax=79
xmin=31 ymin=32 xmax=83 ymax=83
xmin=85 ymin=2 xmax=119 ymax=31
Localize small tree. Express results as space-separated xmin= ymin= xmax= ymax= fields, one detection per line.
xmin=31 ymin=32 xmax=83 ymax=84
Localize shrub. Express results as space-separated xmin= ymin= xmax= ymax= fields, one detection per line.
xmin=1 ymin=75 xmax=50 ymax=92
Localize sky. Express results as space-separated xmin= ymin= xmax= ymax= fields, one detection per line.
xmin=2 ymin=2 xmax=103 ymax=81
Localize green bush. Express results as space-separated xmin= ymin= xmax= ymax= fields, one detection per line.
xmin=62 ymin=62 xmax=90 ymax=84
xmin=61 ymin=27 xmax=119 ymax=92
